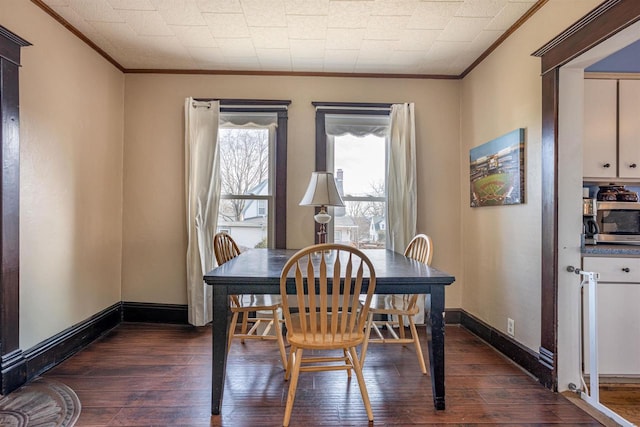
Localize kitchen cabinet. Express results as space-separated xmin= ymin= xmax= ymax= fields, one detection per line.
xmin=583 ymin=79 xmax=617 ymax=179
xmin=583 ymin=79 xmax=640 ymax=180
xmin=619 ymin=80 xmax=640 ymax=179
xmin=581 ymin=256 xmax=640 ymax=376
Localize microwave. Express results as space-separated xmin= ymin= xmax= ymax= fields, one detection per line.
xmin=596 ymin=201 xmax=640 ymax=244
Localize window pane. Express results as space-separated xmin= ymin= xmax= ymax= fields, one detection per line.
xmin=218 ymin=128 xmax=270 ymax=197
xmin=217 ymin=198 xmax=269 ymax=249
xmin=334 ymin=200 xmax=385 ymax=248
xmin=217 ymin=125 xmax=271 ymax=249
xmin=333 ymin=134 xmax=386 ymax=248
xmin=334 ymin=134 xmax=385 ymax=196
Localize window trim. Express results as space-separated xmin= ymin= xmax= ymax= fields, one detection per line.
xmin=196 ymin=98 xmax=290 ymax=249
xmin=313 ymin=102 xmax=392 ymax=245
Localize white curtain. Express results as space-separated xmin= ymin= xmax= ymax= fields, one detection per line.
xmin=185 ymin=98 xmax=221 ymax=326
xmin=387 ymin=103 xmax=423 ymax=323
xmin=386 ymin=103 xmax=417 ymax=253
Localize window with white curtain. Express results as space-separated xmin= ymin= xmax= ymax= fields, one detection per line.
xmin=215 ymin=102 xmax=289 ymax=249
xmin=314 ymin=104 xmax=390 ymax=248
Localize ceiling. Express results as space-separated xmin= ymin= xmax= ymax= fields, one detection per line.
xmin=35 ymin=0 xmax=541 ymax=77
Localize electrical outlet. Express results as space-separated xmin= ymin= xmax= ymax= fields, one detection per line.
xmin=507 ymin=318 xmax=515 ymax=337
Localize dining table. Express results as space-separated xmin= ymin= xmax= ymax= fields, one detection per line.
xmin=204 ymin=247 xmax=456 ymax=415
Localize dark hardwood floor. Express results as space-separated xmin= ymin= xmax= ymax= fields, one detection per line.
xmin=43 ymin=323 xmax=604 ymax=426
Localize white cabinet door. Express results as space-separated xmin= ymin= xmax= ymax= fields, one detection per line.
xmin=583 ymin=79 xmax=617 ymax=179
xmin=582 ymin=257 xmax=640 ymax=376
xmin=619 ymin=80 xmax=640 ymax=178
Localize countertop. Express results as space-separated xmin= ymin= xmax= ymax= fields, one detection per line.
xmin=582 ymin=243 xmax=640 ymax=256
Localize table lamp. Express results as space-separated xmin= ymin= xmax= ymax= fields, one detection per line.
xmin=299 ymin=171 xmax=345 ymax=244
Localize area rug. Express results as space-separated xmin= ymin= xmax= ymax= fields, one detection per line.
xmin=0 ymin=377 xmax=81 ymax=427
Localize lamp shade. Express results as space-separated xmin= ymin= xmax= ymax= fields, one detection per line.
xmin=299 ymin=171 xmax=345 ymax=207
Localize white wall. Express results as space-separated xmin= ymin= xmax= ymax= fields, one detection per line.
xmin=1 ymin=0 xmax=125 ymax=350
xmin=459 ymin=0 xmax=600 ymax=353
xmin=121 ymin=74 xmax=463 ymax=308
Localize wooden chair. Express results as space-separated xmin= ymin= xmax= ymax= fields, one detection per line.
xmin=359 ymin=233 xmax=433 ymax=374
xmin=279 ymin=243 xmax=376 ymax=427
xmin=212 ymin=232 xmax=287 ymax=370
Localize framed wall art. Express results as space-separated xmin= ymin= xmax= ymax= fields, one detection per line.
xmin=469 ymin=128 xmax=525 ymax=207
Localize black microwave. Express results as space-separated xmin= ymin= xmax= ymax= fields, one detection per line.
xmin=596 ymin=201 xmax=640 ymax=243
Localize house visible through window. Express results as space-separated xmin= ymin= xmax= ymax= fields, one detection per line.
xmin=214 ymin=101 xmax=289 ymax=250
xmin=315 ymin=104 xmax=390 ymax=248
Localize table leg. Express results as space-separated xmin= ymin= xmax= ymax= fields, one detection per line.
xmin=211 ymin=286 xmax=230 ymax=415
xmin=427 ymin=286 xmax=446 ymax=410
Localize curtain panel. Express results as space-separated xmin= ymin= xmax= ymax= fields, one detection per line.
xmin=386 ymin=103 xmax=423 ymax=324
xmin=386 ymin=103 xmax=417 ymax=253
xmin=185 ymin=98 xmax=221 ymax=326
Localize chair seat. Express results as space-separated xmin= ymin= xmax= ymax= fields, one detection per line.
xmin=359 ymin=294 xmax=419 ymax=316
xmin=232 ymin=294 xmax=282 ymax=311
xmin=287 ymin=313 xmax=364 ymax=349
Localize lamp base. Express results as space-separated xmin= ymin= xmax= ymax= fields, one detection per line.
xmin=316 ymin=222 xmax=327 ymax=244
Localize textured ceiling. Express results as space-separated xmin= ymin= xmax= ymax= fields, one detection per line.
xmin=37 ymin=0 xmax=540 ymax=76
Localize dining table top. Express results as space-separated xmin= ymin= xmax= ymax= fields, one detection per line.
xmin=204 ymin=247 xmax=456 ymax=293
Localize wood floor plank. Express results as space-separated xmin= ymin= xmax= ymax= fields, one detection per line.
xmin=42 ymin=323 xmax=604 ymax=426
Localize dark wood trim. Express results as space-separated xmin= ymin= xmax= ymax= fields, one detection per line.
xmin=275 ymin=110 xmax=287 ymax=249
xmin=312 ymin=111 xmax=328 ymax=243
xmin=0 ymin=26 xmax=30 ymax=396
xmin=539 ymin=69 xmax=559 ymax=390
xmin=459 ymin=0 xmax=549 ymax=78
xmin=0 ymin=26 xmax=31 ymax=66
xmin=312 ymin=102 xmax=393 ymax=109
xmin=23 ymin=303 xmax=121 ymax=379
xmin=532 ymin=0 xmax=640 ymax=392
xmin=193 ymin=99 xmax=290 ymax=248
xmin=122 ymin=302 xmax=189 ymax=324
xmin=126 ymin=68 xmax=458 ymax=80
xmin=459 ymin=311 xmax=547 ymax=381
xmin=533 ymin=0 xmax=640 ymax=75
xmin=194 ymin=98 xmax=291 ymax=107
xmin=443 ymin=308 xmax=462 ymax=324
xmin=29 ymin=0 xmax=124 ymax=72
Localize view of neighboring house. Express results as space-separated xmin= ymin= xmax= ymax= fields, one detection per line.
xmin=218 ymin=168 xmax=386 ymax=249
xmin=217 ymin=180 xmax=269 ymax=249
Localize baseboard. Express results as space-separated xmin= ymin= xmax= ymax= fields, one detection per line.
xmin=457 ymin=310 xmax=549 ymax=383
xmin=444 ymin=308 xmax=462 ymax=324
xmin=22 ymin=303 xmax=122 ymax=381
xmin=122 ymin=301 xmax=189 ymax=324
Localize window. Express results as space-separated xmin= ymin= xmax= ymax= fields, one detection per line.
xmin=213 ymin=100 xmax=289 ymax=249
xmin=314 ymin=103 xmax=391 ymax=248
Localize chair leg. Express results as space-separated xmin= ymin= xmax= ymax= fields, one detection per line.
xmin=272 ymin=308 xmax=287 ymax=370
xmin=228 ymin=311 xmax=239 ymax=352
xmin=343 ymin=349 xmax=352 ymax=378
xmin=360 ymin=312 xmax=374 ymax=367
xmin=348 ymin=346 xmax=374 ymax=422
xmin=240 ymin=311 xmax=249 ymax=344
xmin=283 ymin=348 xmax=303 ymax=427
xmin=408 ymin=317 xmax=427 ymax=375
xmin=285 ymin=345 xmax=296 ymax=381
xmin=398 ymin=315 xmax=406 ymax=339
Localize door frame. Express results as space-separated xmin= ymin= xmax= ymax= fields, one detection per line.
xmin=532 ymin=0 xmax=640 ymax=389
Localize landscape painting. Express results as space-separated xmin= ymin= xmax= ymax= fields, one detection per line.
xmin=470 ymin=128 xmax=525 ymax=207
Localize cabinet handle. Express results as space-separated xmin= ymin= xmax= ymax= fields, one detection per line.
xmin=622 ymin=267 xmax=630 ymax=273
xmin=603 ymin=163 xmax=611 ymax=168
xmin=631 ymin=163 xmax=637 ymax=169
